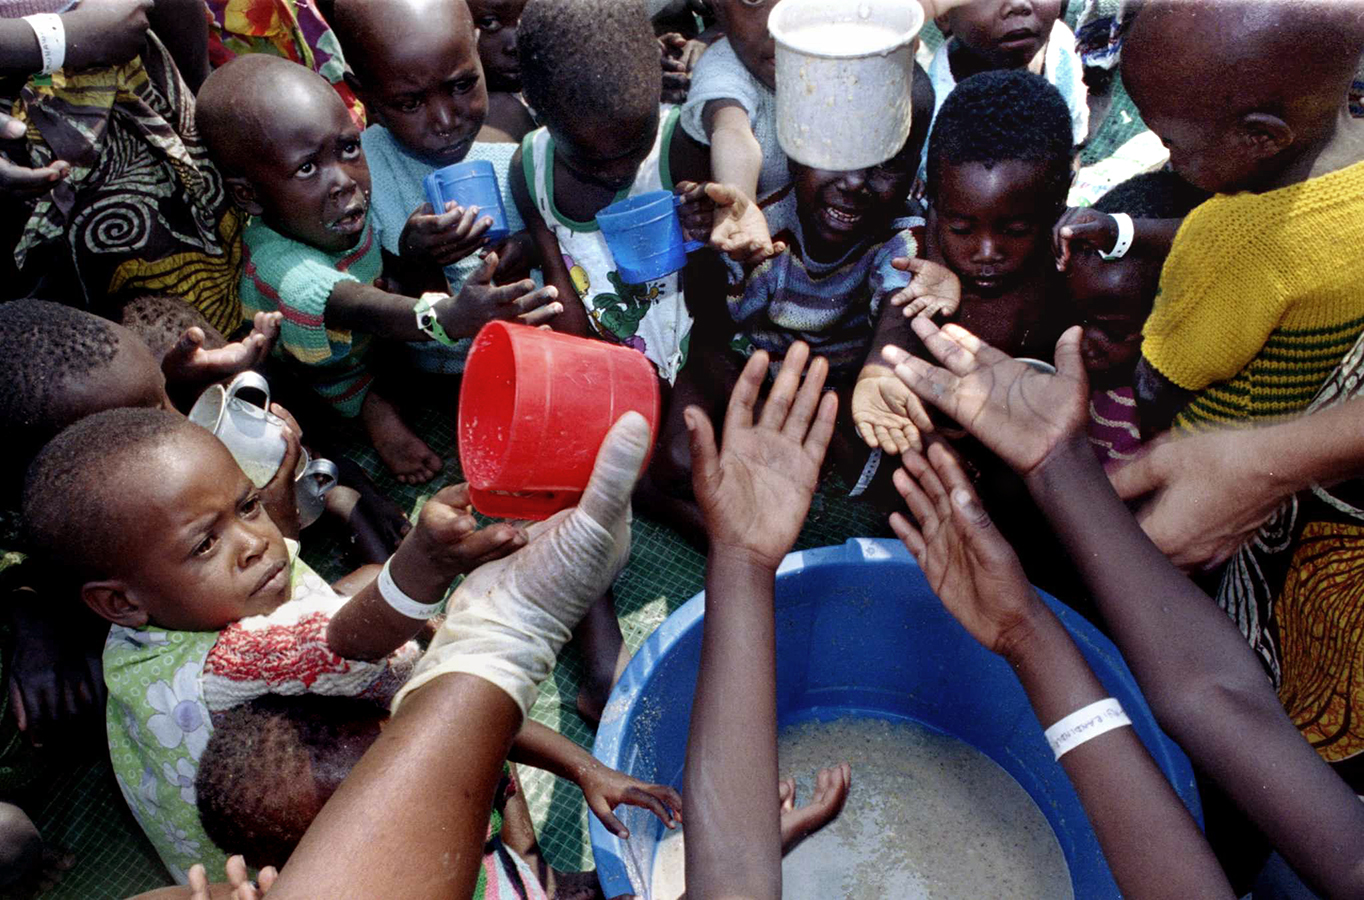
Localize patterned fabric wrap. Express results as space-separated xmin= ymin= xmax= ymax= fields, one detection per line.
xmin=1087 ymin=386 xmax=1142 ymax=463
xmin=10 ymin=32 xmax=244 ymax=334
xmin=239 ymin=215 xmax=381 ymax=417
xmin=1215 ymin=331 xmax=1364 ymax=789
xmin=522 ymin=106 xmax=693 ymax=384
xmin=205 ymin=0 xmax=365 ymax=128
xmin=0 ymin=0 xmax=74 ymax=15
xmin=104 ymin=544 xmax=419 ymax=883
xmin=723 ymin=184 xmax=923 ymax=385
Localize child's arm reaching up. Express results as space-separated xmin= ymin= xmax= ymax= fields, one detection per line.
xmin=890 ymin=440 xmax=1231 ymax=899
xmin=676 ymin=180 xmax=785 ymax=266
xmin=851 ymin=258 xmax=960 ymax=455
xmin=684 ymin=343 xmax=838 ymax=900
xmin=510 ymin=720 xmax=681 ymax=839
xmin=326 ymin=483 xmax=526 ymax=661
xmin=884 ymin=318 xmax=1364 ymax=897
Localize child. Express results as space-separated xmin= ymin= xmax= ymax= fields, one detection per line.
xmin=195 ymin=55 xmax=561 ymax=484
xmin=469 ymin=0 xmax=537 ymax=143
xmin=331 ymin=0 xmax=543 ymax=377
xmin=1117 ymin=1 xmax=1364 ymax=435
xmin=21 ymin=408 xmax=526 ymax=882
xmin=194 ymin=695 xmax=681 ymax=897
xmin=924 ymin=0 xmax=1087 ymax=173
xmin=850 ymin=70 xmax=1074 ymax=454
xmin=510 ymin=0 xmax=709 ymax=386
xmin=1060 ymin=171 xmax=1208 ymax=460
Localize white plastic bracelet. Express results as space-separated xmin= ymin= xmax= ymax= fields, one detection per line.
xmin=1044 ymin=697 xmax=1132 ymax=760
xmin=1099 ymin=212 xmax=1135 ymax=261
xmin=22 ymin=14 xmax=65 ymax=75
xmin=377 ymin=558 xmax=444 ymax=620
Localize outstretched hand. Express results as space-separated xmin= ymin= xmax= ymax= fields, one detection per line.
xmin=162 ymin=312 xmax=281 ymax=394
xmin=883 ymin=318 xmax=1089 ymax=478
xmin=890 ymin=441 xmax=1045 ymax=659
xmin=887 ymin=257 xmax=961 ymax=320
xmin=687 ymin=343 xmax=837 ymax=570
xmin=851 ymin=370 xmax=933 ymax=455
xmin=578 ymin=762 xmax=682 ymax=839
xmin=676 ymin=181 xmax=786 ymax=266
xmin=441 ymin=254 xmax=562 ymax=339
xmin=1052 ymin=207 xmax=1118 ymax=272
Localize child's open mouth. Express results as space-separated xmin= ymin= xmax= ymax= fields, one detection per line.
xmin=328 ymin=203 xmax=368 ymax=235
xmin=821 ymin=205 xmax=865 ymax=232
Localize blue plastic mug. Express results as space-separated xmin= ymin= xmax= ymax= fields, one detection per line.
xmin=422 ymin=159 xmax=510 ymax=243
xmin=595 ymin=189 xmax=704 ymax=284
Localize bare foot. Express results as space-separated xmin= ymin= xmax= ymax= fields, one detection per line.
xmin=0 ymin=802 xmax=73 ymax=896
xmin=360 ymin=390 xmax=443 ymax=485
xmin=779 ymin=762 xmax=851 ymax=854
xmin=545 ymin=868 xmax=605 ymax=900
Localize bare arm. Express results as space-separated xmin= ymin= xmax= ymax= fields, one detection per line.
xmin=703 ymin=102 xmax=762 ymax=204
xmin=886 ymin=319 xmax=1364 ymax=898
xmin=509 ymin=145 xmax=590 ymax=337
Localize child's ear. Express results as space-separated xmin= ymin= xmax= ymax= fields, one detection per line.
xmin=1238 ymin=112 xmax=1294 ymax=162
xmin=81 ymin=581 xmax=149 ymax=628
xmin=225 ymin=176 xmax=265 ymax=217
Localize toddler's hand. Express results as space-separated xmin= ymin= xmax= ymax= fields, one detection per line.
xmin=851 ymin=370 xmax=933 ymax=455
xmin=400 ymin=201 xmax=494 ymax=267
xmin=439 ymin=253 xmax=562 ymax=338
xmin=163 ymin=311 xmax=281 ymax=391
xmin=888 ymin=257 xmax=961 ymax=320
xmin=259 ymin=423 xmax=304 ymax=539
xmin=405 ymin=483 xmax=527 ymax=581
xmin=890 ymin=441 xmax=1046 ymax=660
xmin=578 ymin=761 xmax=682 ymax=839
xmin=676 ymin=181 xmax=786 ymax=266
xmin=659 ymin=33 xmax=693 ymax=104
xmin=1052 ymin=207 xmax=1118 ymax=272
xmin=61 ymin=0 xmax=153 ymax=70
xmin=687 ymin=342 xmax=837 ymax=570
xmin=0 ymin=112 xmax=70 ymax=201
xmin=490 ymin=232 xmax=539 ymax=283
xmin=779 ymin=763 xmax=850 ymax=854
xmin=882 ymin=318 xmax=1089 ymax=479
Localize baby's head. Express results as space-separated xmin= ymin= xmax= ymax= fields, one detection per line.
xmin=938 ymin=0 xmax=1064 ymax=71
xmin=712 ymin=0 xmax=779 ymax=90
xmin=1123 ymin=0 xmax=1364 ymax=194
xmin=24 ymin=408 xmax=292 ymax=633
xmin=197 ymin=56 xmax=370 ymax=253
xmin=332 ymin=0 xmax=488 ymax=166
xmin=469 ymin=0 xmax=529 ymax=94
xmin=519 ymin=0 xmax=662 ymax=192
xmin=196 ymin=695 xmax=384 ymax=869
xmin=1067 ymin=170 xmax=1209 ymax=384
xmin=118 ymin=292 xmax=228 ymax=367
xmin=0 ymin=300 xmax=172 ymax=494
xmin=926 ymin=70 xmax=1073 ymax=296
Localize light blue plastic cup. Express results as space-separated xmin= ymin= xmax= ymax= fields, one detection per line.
xmin=422 ymin=159 xmax=510 ymax=243
xmin=595 ymin=189 xmax=704 ymax=284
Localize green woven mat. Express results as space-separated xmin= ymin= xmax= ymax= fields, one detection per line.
xmin=32 ymin=393 xmax=887 ymax=897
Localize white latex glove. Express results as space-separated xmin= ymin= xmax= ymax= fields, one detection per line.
xmin=392 ymin=412 xmax=652 ymax=716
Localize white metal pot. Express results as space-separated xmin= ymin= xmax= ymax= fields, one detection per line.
xmin=769 ymin=0 xmax=924 ymax=171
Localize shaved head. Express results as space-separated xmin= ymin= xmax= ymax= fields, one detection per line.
xmin=196 ymin=55 xmax=345 ymax=177
xmin=331 ymin=0 xmax=476 ymax=86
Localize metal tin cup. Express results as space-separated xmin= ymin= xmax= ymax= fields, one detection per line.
xmin=187 ymin=371 xmax=289 ymax=488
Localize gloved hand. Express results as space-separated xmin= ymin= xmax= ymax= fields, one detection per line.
xmin=392 ymin=412 xmax=652 ymax=716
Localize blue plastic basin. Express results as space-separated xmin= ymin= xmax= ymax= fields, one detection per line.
xmin=590 ymin=538 xmax=1199 ymax=898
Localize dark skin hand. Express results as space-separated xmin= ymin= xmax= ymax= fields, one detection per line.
xmin=7 ymin=586 xmax=108 ymax=750
xmin=885 ymin=316 xmax=1364 ymax=898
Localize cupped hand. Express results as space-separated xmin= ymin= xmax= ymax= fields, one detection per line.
xmin=675 ymin=181 xmax=785 ymax=266
xmin=400 ymin=201 xmax=493 ymax=266
xmin=579 ymin=762 xmax=682 ymax=839
xmin=163 ymin=312 xmax=281 ymax=392
xmin=890 ymin=441 xmax=1046 ymax=659
xmin=851 ymin=369 xmax=932 ymax=455
xmin=406 ymin=482 xmax=527 ymax=580
xmin=1052 ymin=207 xmax=1117 ymax=272
xmin=62 ymin=0 xmax=154 ymax=70
xmin=441 ymin=254 xmax=562 ymax=338
xmin=888 ymin=257 xmax=961 ymax=320
xmin=687 ymin=343 xmax=838 ymax=570
xmin=1109 ymin=430 xmax=1291 ymax=571
xmin=883 ymin=318 xmax=1089 ymax=479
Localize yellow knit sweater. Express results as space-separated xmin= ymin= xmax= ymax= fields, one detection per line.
xmin=1142 ymin=159 xmax=1364 ymax=431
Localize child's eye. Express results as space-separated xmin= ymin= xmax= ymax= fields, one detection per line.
xmin=194 ymin=534 xmax=217 ymax=557
xmin=341 ymin=140 xmax=361 ymax=159
xmin=452 ymin=77 xmax=480 ymax=95
xmin=946 ymin=223 xmax=972 ymax=235
xmin=477 ymin=16 xmax=501 ymax=31
xmin=241 ymin=495 xmax=262 ymax=517
xmin=296 ymin=161 xmax=316 ymax=177
xmin=395 ymin=97 xmax=422 ymax=114
xmin=1004 ymin=224 xmax=1035 ymax=237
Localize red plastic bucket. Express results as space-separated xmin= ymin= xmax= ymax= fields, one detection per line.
xmin=458 ymin=321 xmax=661 ymax=519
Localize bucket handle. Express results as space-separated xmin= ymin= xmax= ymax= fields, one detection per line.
xmin=469 ymin=486 xmax=582 ymax=521
xmin=672 ymin=194 xmax=708 ymax=255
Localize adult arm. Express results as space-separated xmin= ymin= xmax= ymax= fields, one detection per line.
xmin=890 ymin=444 xmax=1231 ymax=899
xmin=1111 ymin=395 xmax=1364 ymax=570
xmin=885 ymin=319 xmax=1364 ymax=898
xmin=684 ymin=344 xmax=837 ymax=900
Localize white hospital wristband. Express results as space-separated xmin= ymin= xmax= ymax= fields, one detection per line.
xmin=23 ymin=14 xmax=65 ymax=75
xmin=378 ymin=558 xmax=444 ymax=620
xmin=1044 ymin=698 xmax=1132 ymax=760
xmin=1099 ymin=212 xmax=1135 ymax=261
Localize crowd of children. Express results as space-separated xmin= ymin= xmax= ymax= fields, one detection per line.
xmin=0 ymin=0 xmax=1363 ymax=897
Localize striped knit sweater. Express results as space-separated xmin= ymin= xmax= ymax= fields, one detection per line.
xmin=1142 ymin=159 xmax=1364 ymax=431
